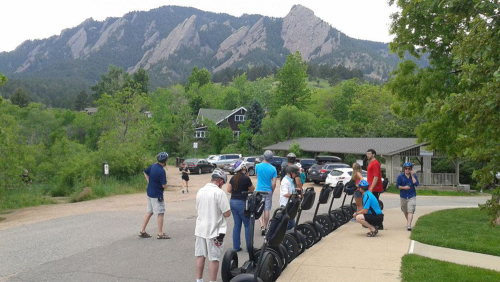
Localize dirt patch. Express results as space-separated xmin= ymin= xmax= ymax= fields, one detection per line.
xmin=0 ymin=165 xmax=227 ymax=231
xmin=0 ymin=217 xmax=5 ymax=223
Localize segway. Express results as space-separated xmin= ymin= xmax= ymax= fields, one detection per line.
xmin=341 ymin=181 xmax=357 ymax=221
xmin=222 ymin=192 xmax=273 ymax=282
xmin=308 ymin=185 xmax=334 ymax=236
xmin=280 ymin=189 xmax=305 ymax=263
xmin=230 ymin=206 xmax=291 ymax=282
xmin=295 ymin=187 xmax=319 ymax=249
xmin=329 ymin=181 xmax=347 ymax=226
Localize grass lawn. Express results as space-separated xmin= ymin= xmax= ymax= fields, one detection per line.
xmin=412 ymin=208 xmax=500 ymax=256
xmin=401 ymin=254 xmax=500 ymax=282
xmin=385 ymin=184 xmax=474 ymax=196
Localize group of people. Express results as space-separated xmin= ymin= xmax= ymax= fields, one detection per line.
xmin=138 ymin=149 xmax=419 ymax=282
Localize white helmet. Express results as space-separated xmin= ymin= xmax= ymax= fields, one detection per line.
xmin=211 ymin=169 xmax=227 ymax=184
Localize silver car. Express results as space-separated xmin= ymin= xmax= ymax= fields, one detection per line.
xmin=208 ymin=154 xmax=242 ymax=168
xmin=223 ymin=156 xmax=258 ymax=176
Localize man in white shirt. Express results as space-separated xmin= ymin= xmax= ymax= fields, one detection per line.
xmin=195 ymin=169 xmax=231 ymax=282
xmin=280 ymin=165 xmax=299 ymax=229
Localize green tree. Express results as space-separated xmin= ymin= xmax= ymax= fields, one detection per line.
xmin=206 ymin=120 xmax=233 ymax=154
xmin=275 ymin=51 xmax=311 ymax=111
xmin=0 ymin=72 xmax=6 ymax=104
xmin=74 ymin=91 xmax=89 ymax=111
xmin=10 ymin=88 xmax=30 ymax=108
xmin=185 ymin=67 xmax=211 ymax=92
xmin=132 ymin=69 xmax=150 ymax=94
xmin=246 ymin=99 xmax=265 ymax=134
xmin=255 ymin=105 xmax=314 ymax=148
xmin=388 ymin=0 xmax=500 ymax=223
xmin=288 ymin=141 xmax=303 ymax=157
xmin=91 ymin=65 xmax=132 ymax=100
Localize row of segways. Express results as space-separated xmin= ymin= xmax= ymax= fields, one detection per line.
xmin=222 ymin=181 xmax=357 ymax=282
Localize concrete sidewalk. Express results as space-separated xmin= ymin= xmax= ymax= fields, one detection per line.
xmin=277 ymin=206 xmax=493 ymax=282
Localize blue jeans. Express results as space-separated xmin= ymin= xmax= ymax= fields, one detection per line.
xmin=230 ymin=199 xmax=250 ymax=251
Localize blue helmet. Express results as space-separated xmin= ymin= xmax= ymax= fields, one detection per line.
xmin=157 ymin=152 xmax=169 ymax=163
xmin=403 ymin=162 xmax=413 ymax=168
xmin=358 ymin=180 xmax=369 ymax=188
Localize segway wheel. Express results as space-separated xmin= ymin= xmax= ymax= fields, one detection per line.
xmin=297 ymin=232 xmax=307 ymax=255
xmin=330 ymin=210 xmax=346 ymax=226
xmin=379 ymin=200 xmax=384 ymax=210
xmin=221 ymin=249 xmax=238 ymax=282
xmin=230 ymin=274 xmax=263 ymax=282
xmin=315 ymin=215 xmax=334 ymax=235
xmin=281 ymin=234 xmax=299 ymax=263
xmin=341 ymin=206 xmax=353 ymax=220
xmin=276 ymin=244 xmax=289 ymax=270
xmin=296 ymin=224 xmax=317 ymax=249
xmin=254 ymin=249 xmax=283 ymax=281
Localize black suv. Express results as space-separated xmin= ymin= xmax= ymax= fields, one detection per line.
xmin=254 ymin=156 xmax=287 ymax=174
xmin=307 ymin=156 xmax=344 ymax=184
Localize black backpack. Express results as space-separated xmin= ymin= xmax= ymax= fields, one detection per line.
xmin=344 ymin=179 xmax=356 ymax=195
xmin=382 ymin=178 xmax=389 ymax=192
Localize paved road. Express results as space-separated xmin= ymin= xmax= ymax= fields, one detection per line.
xmin=0 ymin=183 xmax=490 ymax=282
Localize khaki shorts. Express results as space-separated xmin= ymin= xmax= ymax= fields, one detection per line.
xmin=195 ymin=236 xmax=223 ymax=261
xmin=401 ymin=197 xmax=416 ymax=214
xmin=147 ymin=197 xmax=165 ymax=214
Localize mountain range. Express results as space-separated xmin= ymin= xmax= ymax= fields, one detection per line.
xmin=0 ymin=5 xmax=421 ymax=105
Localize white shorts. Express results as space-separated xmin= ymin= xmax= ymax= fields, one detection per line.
xmin=147 ymin=197 xmax=165 ymax=214
xmin=195 ymin=236 xmax=223 ymax=261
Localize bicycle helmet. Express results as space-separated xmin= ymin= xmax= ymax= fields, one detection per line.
xmin=403 ymin=162 xmax=413 ymax=168
xmin=157 ymin=152 xmax=169 ymax=163
xmin=286 ymin=152 xmax=296 ymax=163
xmin=234 ymin=160 xmax=245 ymax=172
xmin=358 ymin=180 xmax=369 ymax=190
xmin=211 ymin=168 xmax=227 ymax=184
xmin=285 ymin=164 xmax=299 ymax=175
xmin=264 ymin=150 xmax=273 ymax=161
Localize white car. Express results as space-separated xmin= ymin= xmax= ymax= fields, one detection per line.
xmin=325 ymin=168 xmax=368 ymax=187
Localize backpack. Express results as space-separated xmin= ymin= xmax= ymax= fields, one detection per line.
xmin=382 ymin=178 xmax=389 ymax=192
xmin=344 ymin=179 xmax=356 ymax=195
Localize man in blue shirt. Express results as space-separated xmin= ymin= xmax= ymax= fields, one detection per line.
xmin=255 ymin=150 xmax=277 ymax=235
xmin=353 ymin=180 xmax=384 ymax=237
xmin=139 ymin=152 xmax=170 ymax=239
xmin=396 ymin=162 xmax=419 ymax=231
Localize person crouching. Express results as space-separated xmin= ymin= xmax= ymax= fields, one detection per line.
xmin=353 ymin=180 xmax=384 ymax=237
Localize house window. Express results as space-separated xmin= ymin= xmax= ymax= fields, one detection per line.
xmin=233 ymin=131 xmax=240 ymax=140
xmin=196 ymin=131 xmax=206 ymax=138
xmin=235 ymin=115 xmax=245 ymax=122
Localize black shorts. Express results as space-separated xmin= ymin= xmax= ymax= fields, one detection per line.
xmin=182 ymin=176 xmax=189 ymax=181
xmin=364 ymin=214 xmax=384 ymax=226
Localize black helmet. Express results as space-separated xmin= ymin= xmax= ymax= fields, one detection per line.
xmin=157 ymin=152 xmax=169 ymax=163
xmin=286 ymin=165 xmax=299 ymax=175
xmin=286 ymin=152 xmax=296 ymax=163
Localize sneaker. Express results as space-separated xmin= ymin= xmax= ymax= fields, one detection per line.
xmin=350 ymin=218 xmax=357 ymax=222
xmin=182 ymin=190 xmax=185 ymax=193
xmin=407 ymin=225 xmax=412 ymax=231
xmin=261 ymin=227 xmax=266 ymax=236
xmin=376 ymin=224 xmax=384 ymax=230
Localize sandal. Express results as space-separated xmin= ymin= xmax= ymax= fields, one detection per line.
xmin=139 ymin=231 xmax=151 ymax=238
xmin=367 ymin=229 xmax=378 ymax=237
xmin=157 ymin=233 xmax=171 ymax=239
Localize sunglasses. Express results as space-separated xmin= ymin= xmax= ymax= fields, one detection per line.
xmin=405 ymin=168 xmax=412 ymax=170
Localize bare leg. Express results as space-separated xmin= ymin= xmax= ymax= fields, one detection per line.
xmin=186 ymin=180 xmax=189 ymax=192
xmin=407 ymin=212 xmax=414 ymax=227
xmin=196 ymin=256 xmax=205 ymax=280
xmin=157 ymin=213 xmax=164 ymax=235
xmin=181 ymin=180 xmax=186 ymax=191
xmin=141 ymin=213 xmax=153 ymax=233
xmin=356 ymin=214 xmax=376 ymax=232
xmin=355 ymin=197 xmax=363 ymax=212
xmin=209 ymin=260 xmax=220 ymax=282
xmin=403 ymin=211 xmax=408 ymax=220
xmin=263 ymin=210 xmax=270 ymax=229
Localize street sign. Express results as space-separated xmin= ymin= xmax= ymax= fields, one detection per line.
xmin=193 ymin=142 xmax=198 ymax=149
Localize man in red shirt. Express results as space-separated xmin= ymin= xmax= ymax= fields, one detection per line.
xmin=366 ymin=149 xmax=383 ymax=200
xmin=366 ymin=149 xmax=383 ymax=229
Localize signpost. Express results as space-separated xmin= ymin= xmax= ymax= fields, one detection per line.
xmin=193 ymin=142 xmax=198 ymax=158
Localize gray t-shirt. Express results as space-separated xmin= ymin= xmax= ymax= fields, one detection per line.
xmin=195 ymin=183 xmax=230 ymax=239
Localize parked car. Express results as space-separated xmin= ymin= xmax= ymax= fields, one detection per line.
xmin=308 ymin=163 xmax=350 ymax=184
xmin=223 ymin=156 xmax=259 ymax=176
xmin=325 ymin=168 xmax=368 ymax=187
xmin=255 ymin=156 xmax=287 ymax=174
xmin=306 ymin=155 xmax=343 ymax=183
xmin=182 ymin=158 xmax=215 ymax=174
xmin=208 ymin=154 xmax=242 ymax=168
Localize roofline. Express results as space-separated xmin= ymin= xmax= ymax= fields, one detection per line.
xmin=215 ymin=107 xmax=247 ymax=125
xmin=387 ymin=142 xmax=430 ymax=155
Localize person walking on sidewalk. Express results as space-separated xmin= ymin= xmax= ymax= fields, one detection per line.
xmin=396 ymin=162 xmax=419 ymax=231
xmin=227 ymin=161 xmax=255 ymax=252
xmin=353 ymin=180 xmax=384 ymax=237
xmin=256 ymin=150 xmax=277 ymax=236
xmin=140 ymin=152 xmax=171 ymax=239
xmin=180 ymin=162 xmax=190 ymax=193
xmin=195 ymin=169 xmax=231 ymax=282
